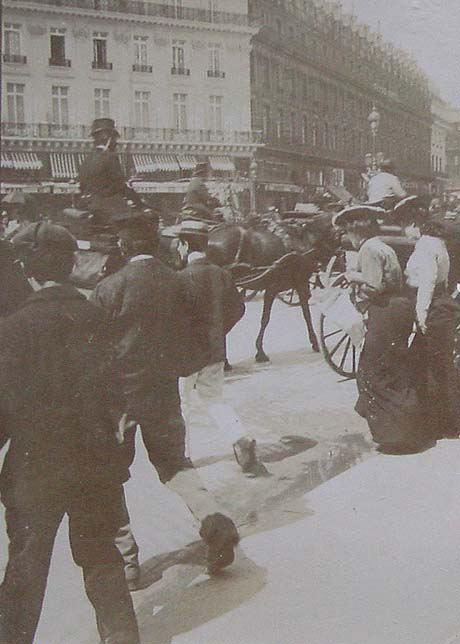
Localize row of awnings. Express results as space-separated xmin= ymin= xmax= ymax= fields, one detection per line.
xmin=2 ymin=151 xmax=236 ymax=179
xmin=1 ymin=152 xmax=43 ymax=171
xmin=132 ymin=154 xmax=235 ymax=174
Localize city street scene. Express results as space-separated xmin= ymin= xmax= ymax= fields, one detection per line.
xmin=1 ymin=1 xmax=460 ymax=643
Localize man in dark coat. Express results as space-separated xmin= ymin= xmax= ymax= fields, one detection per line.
xmin=79 ymin=118 xmax=143 ymax=223
xmin=90 ymin=215 xmax=239 ymax=589
xmin=178 ymin=221 xmax=268 ymax=475
xmin=0 ymin=239 xmax=31 ymax=318
xmin=0 ymin=222 xmax=139 ymax=644
xmin=182 ymin=161 xmax=221 ymax=221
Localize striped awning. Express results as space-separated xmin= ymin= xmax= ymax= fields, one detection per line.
xmin=132 ymin=154 xmax=180 ymax=174
xmin=50 ymin=153 xmax=86 ymax=179
xmin=1 ymin=152 xmax=42 ymax=171
xmin=209 ymin=156 xmax=235 ymax=172
xmin=177 ymin=155 xmax=197 ymax=170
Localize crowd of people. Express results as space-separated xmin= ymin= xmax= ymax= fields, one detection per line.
xmin=1 ymin=119 xmax=459 ymax=643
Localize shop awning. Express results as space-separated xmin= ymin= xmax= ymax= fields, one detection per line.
xmin=209 ymin=156 xmax=235 ymax=172
xmin=1 ymin=152 xmax=42 ymax=171
xmin=177 ymin=155 xmax=197 ymax=170
xmin=132 ymin=154 xmax=180 ymax=174
xmin=50 ymin=153 xmax=81 ymax=179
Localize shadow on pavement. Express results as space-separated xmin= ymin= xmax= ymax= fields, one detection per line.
xmin=134 ymin=550 xmax=267 ymax=644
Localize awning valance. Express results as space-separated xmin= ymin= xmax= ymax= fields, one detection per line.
xmin=1 ymin=152 xmax=42 ymax=171
xmin=209 ymin=156 xmax=235 ymax=172
xmin=177 ymin=155 xmax=197 ymax=170
xmin=50 ymin=153 xmax=84 ymax=179
xmin=132 ymin=154 xmax=181 ymax=174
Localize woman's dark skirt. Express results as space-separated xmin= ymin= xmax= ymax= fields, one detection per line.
xmin=410 ymin=295 xmax=460 ymax=440
xmin=355 ymin=296 xmax=431 ymax=451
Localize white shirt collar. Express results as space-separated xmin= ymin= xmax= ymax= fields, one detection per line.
xmin=187 ymin=251 xmax=206 ymax=264
xmin=130 ymin=254 xmax=154 ymax=263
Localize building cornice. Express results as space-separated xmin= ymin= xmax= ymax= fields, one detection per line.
xmin=4 ymin=0 xmax=257 ymax=36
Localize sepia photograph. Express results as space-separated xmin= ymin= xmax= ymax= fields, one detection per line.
xmin=1 ymin=0 xmax=460 ymax=642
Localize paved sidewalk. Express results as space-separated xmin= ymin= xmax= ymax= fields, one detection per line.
xmin=162 ymin=440 xmax=460 ymax=644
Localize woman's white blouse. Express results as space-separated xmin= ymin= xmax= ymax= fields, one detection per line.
xmin=405 ymin=235 xmax=450 ymax=325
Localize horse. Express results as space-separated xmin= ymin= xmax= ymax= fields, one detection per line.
xmin=206 ymin=214 xmax=337 ymax=363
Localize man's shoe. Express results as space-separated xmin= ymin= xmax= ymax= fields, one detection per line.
xmin=233 ymin=437 xmax=270 ymax=476
xmin=199 ymin=513 xmax=240 ymax=575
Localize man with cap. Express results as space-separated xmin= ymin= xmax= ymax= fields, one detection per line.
xmin=90 ymin=214 xmax=240 ymax=589
xmin=367 ymin=159 xmax=406 ymax=209
xmin=182 ymin=161 xmax=221 ymax=221
xmin=0 ymin=221 xmax=139 ymax=644
xmin=178 ymin=220 xmax=268 ymax=476
xmin=79 ymin=118 xmax=143 ymax=224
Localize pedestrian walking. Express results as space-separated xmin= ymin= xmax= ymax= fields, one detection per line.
xmin=393 ymin=202 xmax=460 ymax=440
xmin=0 ymin=222 xmax=139 ymax=644
xmin=90 ymin=214 xmax=240 ymax=590
xmin=178 ymin=220 xmax=269 ymax=476
xmin=334 ymin=206 xmax=428 ymax=454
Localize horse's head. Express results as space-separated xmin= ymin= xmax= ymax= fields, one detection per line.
xmin=301 ymin=212 xmax=338 ymax=263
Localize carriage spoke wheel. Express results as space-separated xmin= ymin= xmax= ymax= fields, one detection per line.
xmin=277 ymin=288 xmax=300 ymax=307
xmin=319 ymin=314 xmax=360 ymax=378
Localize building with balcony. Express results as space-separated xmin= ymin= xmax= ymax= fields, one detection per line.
xmin=430 ymin=93 xmax=460 ymax=194
xmin=248 ymin=0 xmax=433 ymax=210
xmin=1 ymin=0 xmax=259 ymax=205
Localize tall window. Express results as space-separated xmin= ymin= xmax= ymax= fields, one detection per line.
xmin=6 ymin=83 xmax=25 ymax=123
xmin=134 ymin=36 xmax=148 ymax=65
xmin=172 ymin=0 xmax=183 ymax=18
xmin=289 ymin=111 xmax=296 ymax=141
xmin=276 ymin=109 xmax=283 ymax=139
xmin=301 ymin=115 xmax=308 ymax=145
xmin=208 ymin=0 xmax=218 ymax=20
xmin=208 ymin=43 xmax=222 ymax=76
xmin=173 ymin=93 xmax=187 ymax=131
xmin=52 ymin=86 xmax=69 ymax=126
xmin=94 ymin=88 xmax=110 ymax=118
xmin=134 ymin=90 xmax=150 ymax=128
xmin=3 ymin=23 xmax=22 ymax=57
xmin=209 ymin=95 xmax=223 ymax=132
xmin=93 ymin=32 xmax=109 ymax=68
xmin=50 ymin=28 xmax=67 ymax=65
xmin=312 ymin=122 xmax=318 ymax=147
xmin=262 ymin=104 xmax=271 ymax=139
xmin=172 ymin=40 xmax=186 ymax=72
xmin=323 ymin=122 xmax=329 ymax=148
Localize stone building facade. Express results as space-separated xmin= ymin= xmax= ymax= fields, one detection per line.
xmin=1 ymin=0 xmax=259 ymax=204
xmin=248 ymin=0 xmax=433 ymax=210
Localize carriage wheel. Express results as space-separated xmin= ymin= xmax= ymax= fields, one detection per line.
xmin=454 ymin=320 xmax=460 ymax=376
xmin=277 ymin=288 xmax=301 ymax=306
xmin=319 ymin=313 xmax=360 ymax=378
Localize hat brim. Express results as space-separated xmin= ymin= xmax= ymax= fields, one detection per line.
xmin=333 ymin=205 xmax=385 ymax=227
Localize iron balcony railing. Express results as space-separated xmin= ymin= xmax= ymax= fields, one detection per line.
xmin=3 ymin=53 xmax=27 ymax=64
xmin=1 ymin=123 xmax=263 ymax=145
xmin=171 ymin=66 xmax=190 ymax=76
xmin=49 ymin=57 xmax=72 ymax=67
xmin=207 ymin=69 xmax=226 ymax=78
xmin=91 ymin=60 xmax=113 ymax=70
xmin=20 ymin=0 xmax=248 ymax=26
xmin=132 ymin=63 xmax=153 ymax=72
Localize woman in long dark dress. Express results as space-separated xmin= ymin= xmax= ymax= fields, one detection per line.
xmin=334 ymin=206 xmax=431 ymax=453
xmin=394 ymin=206 xmax=460 ymax=440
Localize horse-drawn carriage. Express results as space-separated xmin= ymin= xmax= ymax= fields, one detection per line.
xmin=315 ymin=208 xmax=460 ymax=379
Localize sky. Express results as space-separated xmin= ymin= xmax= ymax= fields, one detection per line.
xmin=338 ymin=0 xmax=460 ymax=107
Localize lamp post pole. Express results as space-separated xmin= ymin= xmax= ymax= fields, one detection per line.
xmin=249 ymin=158 xmax=258 ymax=216
xmin=367 ymin=105 xmax=381 ymax=172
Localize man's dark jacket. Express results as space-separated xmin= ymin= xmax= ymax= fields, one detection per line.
xmin=0 ymin=285 xmax=127 ymax=506
xmin=183 ymin=177 xmax=220 ymax=219
xmin=90 ymin=258 xmax=193 ymax=397
xmin=0 ymin=240 xmax=31 ymax=317
xmin=179 ymin=257 xmax=245 ymax=373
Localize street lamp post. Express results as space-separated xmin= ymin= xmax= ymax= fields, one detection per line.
xmin=367 ymin=105 xmax=381 ymax=171
xmin=249 ymin=157 xmax=258 ymax=216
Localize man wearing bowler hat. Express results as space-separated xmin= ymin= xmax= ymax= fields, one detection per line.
xmin=182 ymin=161 xmax=221 ymax=221
xmin=79 ymin=118 xmax=143 ymax=223
xmin=0 ymin=221 xmax=139 ymax=644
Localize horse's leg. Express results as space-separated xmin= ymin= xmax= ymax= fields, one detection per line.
xmin=223 ymin=337 xmax=233 ymax=372
xmin=255 ymin=290 xmax=276 ymax=363
xmin=297 ymin=278 xmax=320 ymax=353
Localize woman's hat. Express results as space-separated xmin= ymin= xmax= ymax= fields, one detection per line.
xmin=332 ymin=205 xmax=385 ymax=228
xmin=391 ymin=195 xmax=425 ymax=223
xmin=90 ymin=118 xmax=120 ymax=137
xmin=11 ymin=221 xmax=78 ymax=252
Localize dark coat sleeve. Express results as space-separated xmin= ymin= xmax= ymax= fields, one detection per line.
xmin=222 ymin=271 xmax=245 ymax=335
